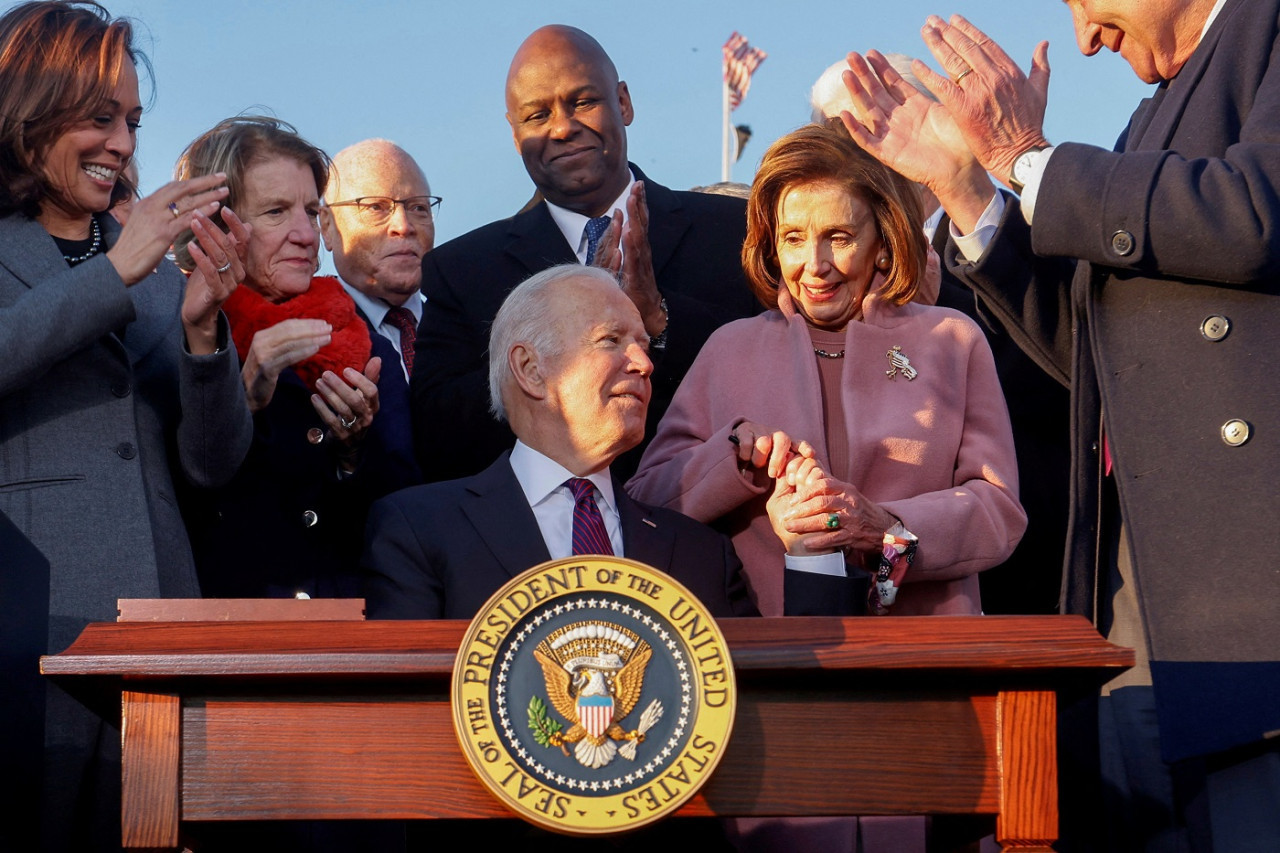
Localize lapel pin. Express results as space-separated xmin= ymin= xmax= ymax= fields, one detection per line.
xmin=885 ymin=346 xmax=918 ymax=380
xmin=642 ymin=518 xmax=658 ymax=528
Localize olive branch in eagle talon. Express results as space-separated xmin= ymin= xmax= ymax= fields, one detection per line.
xmin=527 ymin=696 xmax=563 ymax=747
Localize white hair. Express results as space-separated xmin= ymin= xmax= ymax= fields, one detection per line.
xmin=809 ymin=53 xmax=935 ymax=123
xmin=487 ymin=264 xmax=620 ymax=422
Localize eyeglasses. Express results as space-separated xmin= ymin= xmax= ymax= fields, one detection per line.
xmin=326 ymin=195 xmax=441 ymax=225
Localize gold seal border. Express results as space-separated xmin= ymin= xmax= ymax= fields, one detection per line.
xmin=452 ymin=556 xmax=736 ymax=835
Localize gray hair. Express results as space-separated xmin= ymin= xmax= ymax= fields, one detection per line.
xmin=487 ymin=263 xmax=620 ymax=422
xmin=809 ymin=53 xmax=935 ymax=123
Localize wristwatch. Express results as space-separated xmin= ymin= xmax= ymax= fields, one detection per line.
xmin=1009 ymin=145 xmax=1050 ymax=195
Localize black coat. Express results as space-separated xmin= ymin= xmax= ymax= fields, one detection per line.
xmin=948 ymin=0 xmax=1280 ymax=763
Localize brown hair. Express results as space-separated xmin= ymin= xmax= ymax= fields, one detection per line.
xmin=742 ymin=119 xmax=925 ymax=309
xmin=172 ymin=115 xmax=329 ymax=271
xmin=0 ymin=1 xmax=148 ymax=218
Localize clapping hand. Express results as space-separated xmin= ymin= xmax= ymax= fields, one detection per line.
xmin=181 ymin=208 xmax=250 ymax=354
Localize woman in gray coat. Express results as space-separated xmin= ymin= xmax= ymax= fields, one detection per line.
xmin=0 ymin=3 xmax=252 ymax=848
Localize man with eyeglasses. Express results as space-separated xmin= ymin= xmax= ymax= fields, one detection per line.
xmin=412 ymin=25 xmax=760 ymax=484
xmin=321 ymin=138 xmax=437 ymax=383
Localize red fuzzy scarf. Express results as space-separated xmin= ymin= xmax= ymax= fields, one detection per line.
xmin=222 ymin=275 xmax=371 ymax=391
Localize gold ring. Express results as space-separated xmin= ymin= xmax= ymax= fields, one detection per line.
xmin=953 ymin=67 xmax=973 ymax=84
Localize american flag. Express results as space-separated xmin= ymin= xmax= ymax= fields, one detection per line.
xmin=723 ymin=32 xmax=767 ymax=110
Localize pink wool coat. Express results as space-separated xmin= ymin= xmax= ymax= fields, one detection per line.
xmin=627 ymin=288 xmax=1026 ymax=617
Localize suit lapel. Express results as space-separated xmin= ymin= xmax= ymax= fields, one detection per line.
xmin=616 ymin=480 xmax=676 ymax=570
xmin=1128 ymin=0 xmax=1235 ymax=151
xmin=461 ymin=454 xmax=553 ymax=579
xmin=503 ymin=203 xmax=578 ymax=275
xmin=0 ymin=214 xmax=74 ymax=289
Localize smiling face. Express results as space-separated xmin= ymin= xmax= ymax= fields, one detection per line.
xmin=775 ymin=179 xmax=883 ymax=332
xmin=36 ymin=60 xmax=141 ymax=238
xmin=1064 ymin=0 xmax=1209 ymax=83
xmin=241 ymin=156 xmax=322 ymax=303
xmin=321 ymin=141 xmax=434 ymax=306
xmin=505 ymin=26 xmax=633 ymax=217
xmin=540 ymin=276 xmax=652 ymax=473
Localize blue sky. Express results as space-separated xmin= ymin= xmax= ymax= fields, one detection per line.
xmin=92 ymin=1 xmax=1150 ymax=256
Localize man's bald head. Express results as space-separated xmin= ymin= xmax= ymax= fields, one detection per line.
xmin=504 ymin=25 xmax=633 ymax=217
xmin=320 ymin=139 xmax=434 ymax=305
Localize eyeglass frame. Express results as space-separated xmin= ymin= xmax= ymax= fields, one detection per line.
xmin=324 ymin=195 xmax=442 ymax=223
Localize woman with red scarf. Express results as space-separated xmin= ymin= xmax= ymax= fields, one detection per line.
xmin=174 ymin=116 xmax=419 ymax=600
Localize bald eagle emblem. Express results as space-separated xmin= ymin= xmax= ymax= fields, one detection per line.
xmin=529 ymin=621 xmax=664 ymax=769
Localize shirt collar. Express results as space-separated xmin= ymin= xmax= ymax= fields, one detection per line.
xmin=545 ymin=169 xmax=636 ymax=260
xmin=1201 ymin=0 xmax=1228 ymax=40
xmin=509 ymin=440 xmax=617 ymax=513
xmin=341 ymin=281 xmax=424 ymax=328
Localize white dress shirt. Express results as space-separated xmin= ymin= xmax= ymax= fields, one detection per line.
xmin=509 ymin=440 xmax=624 ymax=559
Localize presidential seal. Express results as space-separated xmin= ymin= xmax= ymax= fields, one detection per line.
xmin=452 ymin=556 xmax=736 ymax=834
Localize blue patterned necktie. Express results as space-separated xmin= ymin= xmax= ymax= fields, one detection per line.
xmin=583 ymin=215 xmax=612 ymax=265
xmin=566 ymin=478 xmax=614 ymax=556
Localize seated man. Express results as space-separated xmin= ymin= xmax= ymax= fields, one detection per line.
xmin=364 ymin=264 xmax=755 ymax=620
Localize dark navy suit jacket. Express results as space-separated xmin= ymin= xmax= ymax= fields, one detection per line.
xmin=362 ymin=453 xmax=757 ymax=621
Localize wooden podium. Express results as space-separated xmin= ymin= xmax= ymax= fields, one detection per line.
xmin=42 ymin=614 xmax=1131 ymax=852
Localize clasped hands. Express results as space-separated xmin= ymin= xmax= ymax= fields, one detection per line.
xmin=241 ymin=322 xmax=382 ymax=465
xmin=731 ymin=421 xmax=895 ymax=561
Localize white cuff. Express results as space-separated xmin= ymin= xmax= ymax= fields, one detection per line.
xmin=951 ymin=191 xmax=1006 ymax=263
xmin=784 ymin=551 xmax=847 ymax=577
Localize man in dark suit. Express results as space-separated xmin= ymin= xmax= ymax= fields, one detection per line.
xmin=366 ymin=264 xmax=755 ymax=621
xmin=411 ymin=25 xmax=759 ymax=483
xmin=321 ymin=138 xmax=434 ymax=384
xmin=844 ymin=2 xmax=1280 ymax=850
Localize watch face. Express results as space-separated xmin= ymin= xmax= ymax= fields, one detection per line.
xmin=1014 ymin=147 xmax=1044 ymax=185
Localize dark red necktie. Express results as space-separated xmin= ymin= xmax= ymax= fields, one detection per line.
xmin=385 ymin=306 xmax=417 ymax=378
xmin=566 ymin=478 xmax=614 ymax=556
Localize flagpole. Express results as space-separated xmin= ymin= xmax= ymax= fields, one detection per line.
xmin=721 ymin=77 xmax=731 ymax=182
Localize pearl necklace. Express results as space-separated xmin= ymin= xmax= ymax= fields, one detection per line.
xmin=61 ymin=217 xmax=102 ymax=264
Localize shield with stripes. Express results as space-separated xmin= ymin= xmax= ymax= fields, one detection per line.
xmin=577 ymin=693 xmax=614 ymax=739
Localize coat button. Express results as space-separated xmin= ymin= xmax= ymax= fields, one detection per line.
xmin=111 ymin=380 xmax=131 ymax=397
xmin=1110 ymin=230 xmax=1135 ymax=256
xmin=302 ymin=510 xmax=319 ymax=528
xmin=1200 ymin=315 xmax=1230 ymax=341
xmin=115 ymin=442 xmax=137 ymax=460
xmin=1221 ymin=419 xmax=1250 ymax=446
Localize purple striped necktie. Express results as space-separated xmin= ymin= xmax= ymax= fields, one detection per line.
xmin=566 ymin=477 xmax=614 ymax=556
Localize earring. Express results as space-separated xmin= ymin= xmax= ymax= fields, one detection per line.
xmin=875 ymin=254 xmax=891 ymax=271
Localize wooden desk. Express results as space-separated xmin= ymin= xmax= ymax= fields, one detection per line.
xmin=42 ymin=615 xmax=1131 ymax=852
